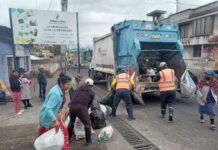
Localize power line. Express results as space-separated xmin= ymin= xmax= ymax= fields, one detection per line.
xmin=178 ymin=2 xmax=200 ymax=7
xmin=47 ymin=0 xmax=53 ymax=10
xmin=164 ymin=0 xmax=201 ymax=6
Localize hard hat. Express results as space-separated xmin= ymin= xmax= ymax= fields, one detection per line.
xmin=159 ymin=62 xmax=167 ymax=67
xmin=85 ymin=78 xmax=94 ymax=86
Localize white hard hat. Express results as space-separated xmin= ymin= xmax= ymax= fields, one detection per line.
xmin=159 ymin=62 xmax=167 ymax=67
xmin=85 ymin=78 xmax=94 ymax=86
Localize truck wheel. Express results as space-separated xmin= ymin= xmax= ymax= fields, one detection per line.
xmin=107 ymin=76 xmax=112 ymax=91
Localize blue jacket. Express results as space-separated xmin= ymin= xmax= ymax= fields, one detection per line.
xmin=9 ymin=76 xmax=21 ymax=92
xmin=39 ymin=84 xmax=63 ymax=128
xmin=37 ymin=72 xmax=47 ymax=85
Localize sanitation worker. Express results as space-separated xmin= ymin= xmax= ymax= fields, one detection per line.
xmin=153 ymin=62 xmax=176 ymax=122
xmin=110 ymin=69 xmax=135 ymax=121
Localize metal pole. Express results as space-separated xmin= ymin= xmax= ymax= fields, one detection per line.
xmin=61 ymin=0 xmax=68 ymax=11
xmin=76 ymin=12 xmax=80 ymax=73
xmin=61 ymin=0 xmax=68 ymax=73
xmin=9 ymin=8 xmax=17 ymax=70
xmin=176 ymin=0 xmax=178 ymax=12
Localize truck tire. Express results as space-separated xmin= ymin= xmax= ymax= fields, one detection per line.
xmin=107 ymin=76 xmax=113 ymax=91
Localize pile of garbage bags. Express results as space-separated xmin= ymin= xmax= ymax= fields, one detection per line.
xmin=99 ymin=91 xmax=145 ymax=107
xmin=90 ymin=104 xmax=107 ymax=129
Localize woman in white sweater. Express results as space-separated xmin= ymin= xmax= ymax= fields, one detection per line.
xmin=19 ymin=72 xmax=33 ymax=109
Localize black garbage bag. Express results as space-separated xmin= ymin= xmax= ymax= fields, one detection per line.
xmin=99 ymin=91 xmax=115 ymax=108
xmin=90 ymin=108 xmax=106 ymax=129
xmin=130 ymin=91 xmax=145 ymax=105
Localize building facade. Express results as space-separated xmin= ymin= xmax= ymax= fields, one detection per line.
xmin=162 ymin=1 xmax=218 ymax=76
xmin=0 ymin=26 xmax=30 ymax=85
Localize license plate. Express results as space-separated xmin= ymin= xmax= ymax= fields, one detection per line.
xmin=151 ymin=34 xmax=161 ymax=39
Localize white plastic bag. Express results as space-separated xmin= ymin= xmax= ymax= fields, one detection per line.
xmin=180 ymin=70 xmax=196 ymax=97
xmin=74 ymin=118 xmax=95 ymax=140
xmin=65 ymin=116 xmax=70 ymax=126
xmin=100 ymin=104 xmax=107 ymax=118
xmin=98 ymin=126 xmax=113 ymax=142
xmin=34 ymin=128 xmax=64 ymax=150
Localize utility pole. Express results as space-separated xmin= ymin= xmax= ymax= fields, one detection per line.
xmin=176 ymin=0 xmax=179 ymax=13
xmin=61 ymin=0 xmax=68 ymax=74
xmin=76 ymin=12 xmax=80 ymax=73
xmin=61 ymin=0 xmax=68 ymax=11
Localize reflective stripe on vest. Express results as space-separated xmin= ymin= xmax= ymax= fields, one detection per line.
xmin=159 ymin=69 xmax=176 ymax=92
xmin=116 ymin=73 xmax=130 ymax=90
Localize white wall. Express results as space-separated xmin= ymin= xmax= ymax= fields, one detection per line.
xmin=31 ymin=61 xmax=60 ymax=73
xmin=213 ymin=14 xmax=218 ymax=35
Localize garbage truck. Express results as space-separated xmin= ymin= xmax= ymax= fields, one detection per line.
xmin=89 ymin=11 xmax=186 ymax=94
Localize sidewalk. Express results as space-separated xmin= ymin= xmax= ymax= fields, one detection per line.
xmin=0 ymin=70 xmax=133 ymax=150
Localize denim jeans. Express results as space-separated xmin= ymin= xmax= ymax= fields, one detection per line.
xmin=39 ymin=84 xmax=46 ymax=100
xmin=112 ymin=89 xmax=133 ymax=118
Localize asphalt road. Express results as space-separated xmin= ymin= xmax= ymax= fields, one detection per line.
xmin=74 ymin=68 xmax=218 ymax=150
xmin=0 ymin=68 xmax=217 ymax=150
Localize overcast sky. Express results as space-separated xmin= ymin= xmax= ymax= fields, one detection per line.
xmin=0 ymin=0 xmax=215 ymax=47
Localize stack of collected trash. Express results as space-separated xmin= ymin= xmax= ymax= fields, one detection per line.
xmin=99 ymin=91 xmax=145 ymax=107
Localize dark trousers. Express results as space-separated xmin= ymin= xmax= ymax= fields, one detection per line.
xmin=39 ymin=84 xmax=46 ymax=100
xmin=112 ymin=89 xmax=133 ymax=118
xmin=68 ymin=104 xmax=92 ymax=143
xmin=21 ymin=99 xmax=31 ymax=107
xmin=0 ymin=91 xmax=7 ymax=105
xmin=160 ymin=91 xmax=176 ymax=116
xmin=68 ymin=89 xmax=75 ymax=101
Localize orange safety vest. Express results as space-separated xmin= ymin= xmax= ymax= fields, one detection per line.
xmin=159 ymin=69 xmax=176 ymax=92
xmin=116 ymin=73 xmax=131 ymax=90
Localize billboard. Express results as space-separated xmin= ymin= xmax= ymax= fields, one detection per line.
xmin=10 ymin=8 xmax=77 ymax=45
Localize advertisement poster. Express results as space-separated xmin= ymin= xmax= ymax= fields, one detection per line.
xmin=10 ymin=8 xmax=77 ymax=45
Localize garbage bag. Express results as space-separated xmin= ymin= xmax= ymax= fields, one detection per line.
xmin=188 ymin=70 xmax=198 ymax=85
xmin=90 ymin=108 xmax=106 ymax=129
xmin=180 ymin=69 xmax=197 ymax=97
xmin=100 ymin=104 xmax=108 ymax=119
xmin=99 ymin=91 xmax=114 ymax=107
xmin=130 ymin=91 xmax=145 ymax=105
xmin=34 ymin=128 xmax=64 ymax=150
xmin=65 ymin=116 xmax=70 ymax=126
xmin=98 ymin=126 xmax=113 ymax=142
xmin=65 ymin=117 xmax=95 ymax=141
